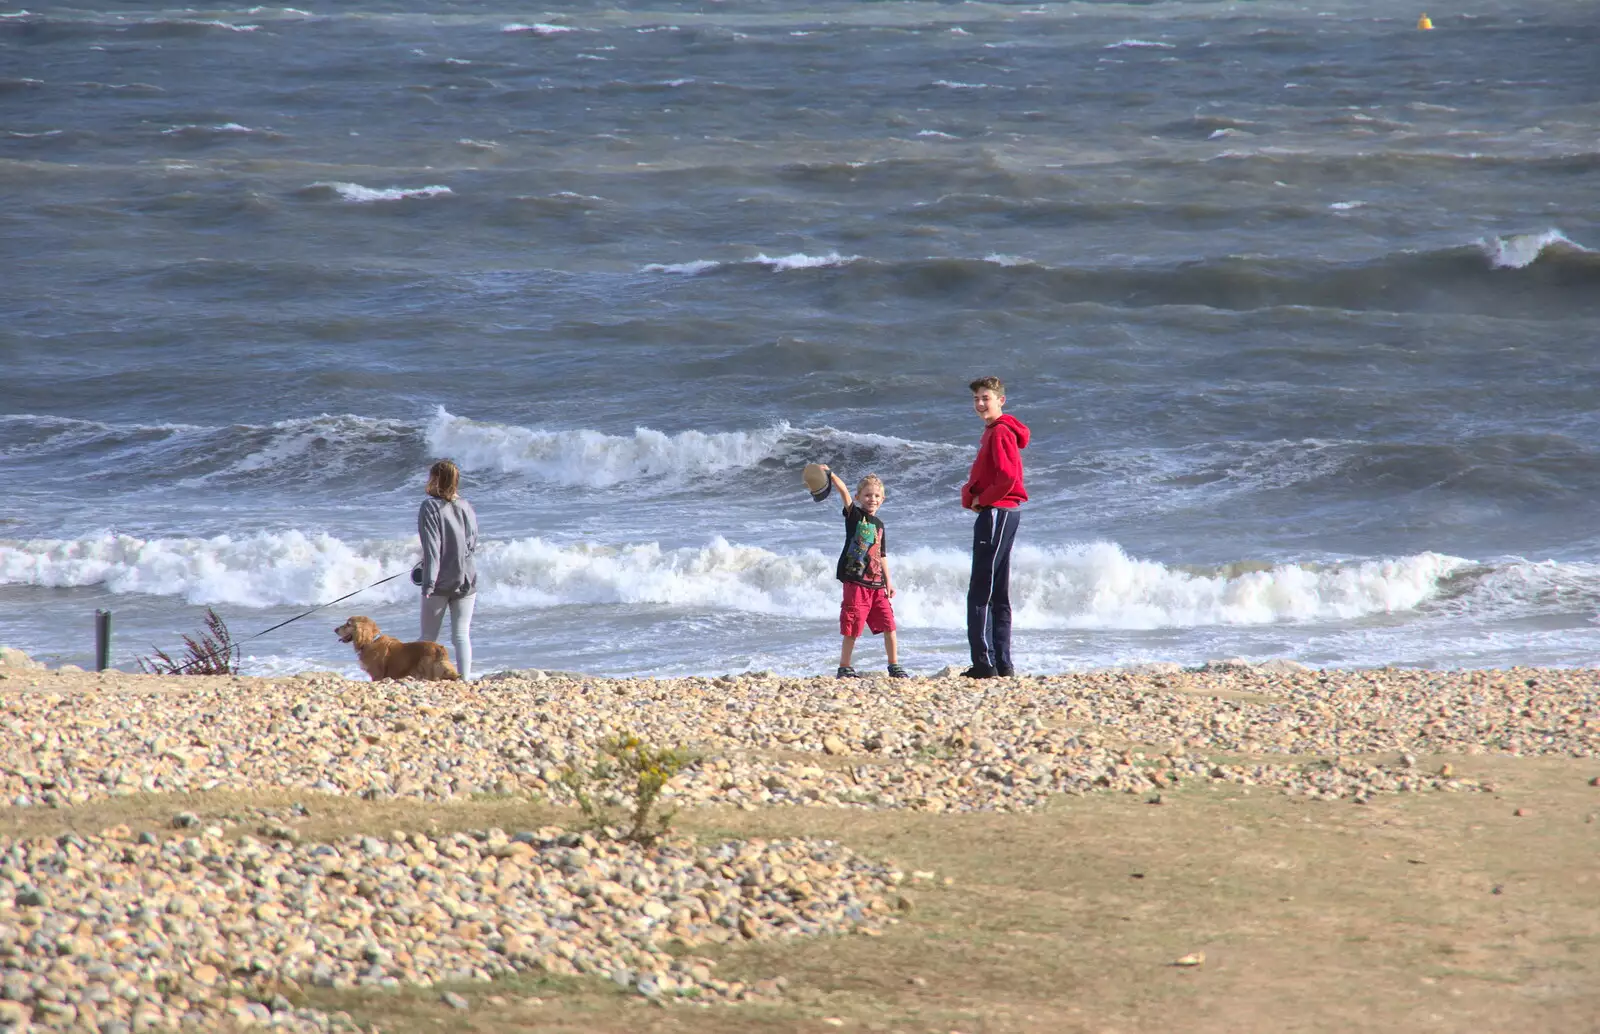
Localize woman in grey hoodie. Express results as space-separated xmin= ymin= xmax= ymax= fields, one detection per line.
xmin=418 ymin=459 xmax=478 ymax=679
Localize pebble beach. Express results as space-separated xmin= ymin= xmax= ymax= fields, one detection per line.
xmin=0 ymin=650 xmax=1595 ymax=1031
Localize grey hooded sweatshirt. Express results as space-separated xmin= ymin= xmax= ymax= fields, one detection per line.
xmin=418 ymin=495 xmax=478 ymax=598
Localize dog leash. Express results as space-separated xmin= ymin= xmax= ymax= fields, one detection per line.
xmin=159 ymin=570 xmax=410 ymax=675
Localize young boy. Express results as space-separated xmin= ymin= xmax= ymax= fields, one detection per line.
xmin=820 ymin=466 xmax=911 ymax=679
xmin=961 ymin=376 xmax=1030 ymax=678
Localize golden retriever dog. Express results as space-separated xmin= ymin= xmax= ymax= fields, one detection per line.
xmin=334 ymin=616 xmax=460 ymax=681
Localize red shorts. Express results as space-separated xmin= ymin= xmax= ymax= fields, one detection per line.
xmin=840 ymin=582 xmax=895 ymax=637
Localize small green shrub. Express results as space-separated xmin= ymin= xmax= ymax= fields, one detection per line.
xmin=560 ymin=734 xmax=698 ymax=845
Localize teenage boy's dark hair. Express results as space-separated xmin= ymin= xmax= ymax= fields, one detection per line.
xmin=969 ymin=376 xmax=1005 ymax=394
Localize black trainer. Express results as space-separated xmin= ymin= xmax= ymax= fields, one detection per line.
xmin=996 ymin=665 xmax=1015 ymax=677
xmin=961 ymin=663 xmax=997 ymax=679
xmin=887 ymin=664 xmax=912 ymax=679
xmin=836 ymin=665 xmax=860 ymax=678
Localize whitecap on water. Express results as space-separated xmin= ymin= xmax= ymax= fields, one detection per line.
xmin=1479 ymin=228 xmax=1590 ymax=270
xmin=305 ymin=181 xmax=453 ymax=203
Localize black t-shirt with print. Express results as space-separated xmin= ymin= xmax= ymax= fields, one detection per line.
xmin=836 ymin=504 xmax=888 ymax=588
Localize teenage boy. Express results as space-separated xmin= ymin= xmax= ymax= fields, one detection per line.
xmin=961 ymin=376 xmax=1030 ymax=678
xmin=820 ymin=466 xmax=912 ymax=679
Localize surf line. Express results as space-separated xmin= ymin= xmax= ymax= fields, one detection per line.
xmin=159 ymin=570 xmax=411 ymax=675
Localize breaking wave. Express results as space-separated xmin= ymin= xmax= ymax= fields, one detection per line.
xmin=1478 ymin=228 xmax=1592 ymax=270
xmin=0 ymin=532 xmax=1490 ymax=631
xmin=424 ymin=409 xmax=791 ymax=487
xmin=0 ymin=410 xmax=960 ymax=493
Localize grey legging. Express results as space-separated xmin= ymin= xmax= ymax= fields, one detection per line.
xmin=420 ymin=593 xmax=475 ymax=679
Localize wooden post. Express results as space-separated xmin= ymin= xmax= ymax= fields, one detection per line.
xmin=95 ymin=610 xmax=112 ymax=671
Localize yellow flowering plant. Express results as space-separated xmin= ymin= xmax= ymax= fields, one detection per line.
xmin=560 ymin=734 xmax=698 ymax=844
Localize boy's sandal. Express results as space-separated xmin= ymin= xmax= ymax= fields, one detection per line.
xmin=835 ymin=666 xmax=860 ymax=678
xmin=887 ymin=664 xmax=912 ymax=679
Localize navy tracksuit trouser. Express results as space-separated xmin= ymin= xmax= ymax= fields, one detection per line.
xmin=967 ymin=506 xmax=1019 ymax=670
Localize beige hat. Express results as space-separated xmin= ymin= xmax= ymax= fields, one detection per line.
xmin=802 ymin=463 xmax=832 ymax=502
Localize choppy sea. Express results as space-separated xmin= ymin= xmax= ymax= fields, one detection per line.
xmin=3 ymin=0 xmax=1598 ymax=677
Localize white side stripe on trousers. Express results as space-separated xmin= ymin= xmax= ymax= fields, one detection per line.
xmin=980 ymin=507 xmax=1007 ymax=657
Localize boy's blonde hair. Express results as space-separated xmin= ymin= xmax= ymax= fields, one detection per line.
xmin=856 ymin=473 xmax=885 ymax=497
xmin=970 ymin=375 xmax=1005 ymax=395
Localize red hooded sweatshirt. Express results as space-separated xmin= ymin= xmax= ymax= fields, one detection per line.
xmin=962 ymin=413 xmax=1030 ymax=509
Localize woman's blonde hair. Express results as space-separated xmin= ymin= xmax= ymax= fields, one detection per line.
xmin=856 ymin=473 xmax=885 ymax=497
xmin=426 ymin=459 xmax=461 ymax=501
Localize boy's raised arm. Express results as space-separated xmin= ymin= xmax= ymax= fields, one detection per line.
xmin=822 ymin=465 xmax=853 ymax=510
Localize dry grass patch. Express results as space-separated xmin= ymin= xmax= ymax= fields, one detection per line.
xmin=672 ymin=759 xmax=1600 ymax=1034
xmin=8 ymin=755 xmax=1586 ymax=1033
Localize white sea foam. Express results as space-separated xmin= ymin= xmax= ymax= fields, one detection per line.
xmin=425 ymin=408 xmax=790 ymax=487
xmin=1 ymin=413 xmax=202 ymax=435
xmin=1428 ymin=557 xmax=1600 ymax=618
xmin=502 ymin=22 xmax=574 ymax=35
xmin=310 ymin=182 xmax=453 ymax=203
xmin=151 ymin=19 xmax=257 ymax=31
xmin=1479 ymin=229 xmax=1589 ymax=270
xmin=932 ymin=80 xmax=994 ymax=89
xmin=644 ymin=253 xmax=859 ymax=274
xmin=748 ymin=252 xmax=860 ymax=271
xmin=163 ymin=123 xmax=255 ymax=135
xmin=1329 ymin=200 xmax=1366 ymax=211
xmin=1106 ymin=39 xmax=1174 ymax=49
xmin=641 ymin=259 xmax=721 ymax=275
xmin=0 ymin=530 xmax=417 ymax=609
xmin=0 ymin=532 xmax=1477 ymax=631
xmin=1 ymin=414 xmax=205 ymax=464
xmin=983 ymin=253 xmax=1036 ymax=267
xmin=82 ymin=82 xmax=164 ymax=93
xmin=917 ymin=130 xmax=958 ymax=139
xmin=191 ymin=414 xmax=415 ymax=482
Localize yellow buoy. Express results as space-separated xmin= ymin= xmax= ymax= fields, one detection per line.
xmin=1417 ymin=13 xmax=1434 ymax=29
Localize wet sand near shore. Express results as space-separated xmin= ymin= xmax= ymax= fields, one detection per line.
xmin=0 ymin=662 xmax=1595 ymax=1032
